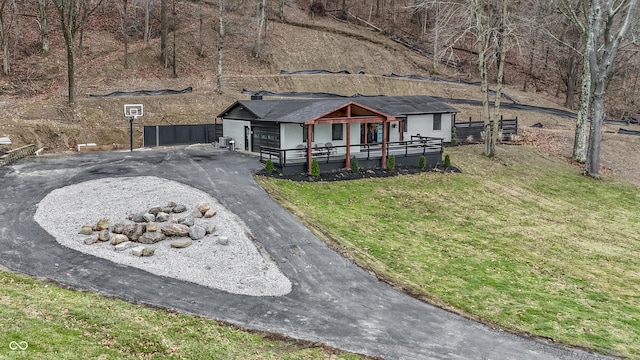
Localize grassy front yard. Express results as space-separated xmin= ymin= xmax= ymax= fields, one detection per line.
xmin=257 ymin=145 xmax=640 ymax=358
xmin=0 ymin=268 xmax=362 ymax=359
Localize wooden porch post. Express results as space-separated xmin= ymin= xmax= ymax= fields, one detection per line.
xmin=345 ymin=105 xmax=352 ymax=170
xmin=307 ymin=123 xmax=313 ymax=174
xmin=398 ymin=118 xmax=403 ymax=141
xmin=381 ymin=118 xmax=388 ymax=169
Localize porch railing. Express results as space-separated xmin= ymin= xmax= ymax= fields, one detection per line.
xmin=259 ymin=138 xmax=443 ymax=167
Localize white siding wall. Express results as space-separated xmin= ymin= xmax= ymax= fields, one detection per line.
xmin=389 ymin=122 xmax=401 ymax=142
xmin=222 ymin=119 xmax=250 ymax=150
xmin=281 ymin=123 xmax=303 ymax=149
xmin=403 ymin=113 xmax=452 ymax=142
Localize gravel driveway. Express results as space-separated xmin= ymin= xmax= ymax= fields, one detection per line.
xmin=0 ymin=145 xmax=614 ymax=360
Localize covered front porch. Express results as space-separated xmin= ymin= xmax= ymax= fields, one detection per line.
xmin=259 ymin=137 xmax=444 ymax=175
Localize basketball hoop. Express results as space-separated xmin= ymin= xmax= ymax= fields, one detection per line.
xmin=124 ymin=104 xmax=144 ymax=152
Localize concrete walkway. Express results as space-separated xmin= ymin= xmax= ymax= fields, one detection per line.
xmin=0 ymin=146 xmax=612 ymax=360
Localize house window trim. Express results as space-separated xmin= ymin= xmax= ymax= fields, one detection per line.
xmin=332 ymin=124 xmax=343 ymax=141
xmin=433 ymin=114 xmax=442 ymax=131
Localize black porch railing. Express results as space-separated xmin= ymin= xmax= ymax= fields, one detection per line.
xmin=259 ymin=138 xmax=444 ymax=168
xmin=453 ymin=116 xmax=518 ymax=142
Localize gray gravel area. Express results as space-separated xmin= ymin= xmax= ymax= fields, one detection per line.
xmin=33 ymin=176 xmax=292 ymax=297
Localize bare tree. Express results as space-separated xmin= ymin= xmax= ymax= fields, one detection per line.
xmin=468 ymin=0 xmax=512 ymax=157
xmin=0 ymin=0 xmax=16 ymax=75
xmin=51 ymin=0 xmax=104 ymax=103
xmin=160 ymin=0 xmax=168 ymax=66
xmin=584 ymin=0 xmax=639 ymax=177
xmin=118 ymin=0 xmax=130 ymax=68
xmin=144 ymin=0 xmax=150 ymax=41
xmin=217 ymin=0 xmax=224 ymax=93
xmin=38 ymin=0 xmax=49 ymax=52
xmin=559 ymin=0 xmax=591 ymax=163
xmin=253 ymin=0 xmax=266 ymax=57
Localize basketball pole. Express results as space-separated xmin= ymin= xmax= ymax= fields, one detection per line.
xmin=129 ymin=116 xmax=134 ymax=152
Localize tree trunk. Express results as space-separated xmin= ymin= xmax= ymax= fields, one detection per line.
xmin=161 ymin=0 xmax=168 ymax=66
xmin=573 ymin=45 xmax=590 ymax=163
xmin=172 ymin=0 xmax=176 ymax=77
xmin=144 ymin=0 xmax=150 ymax=41
xmin=492 ymin=0 xmax=508 ymax=148
xmin=38 ymin=0 xmax=49 ymax=52
xmin=63 ymin=27 xmax=75 ymax=104
xmin=585 ymin=80 xmax=604 ymax=177
xmin=253 ymin=0 xmax=266 ymax=57
xmin=198 ymin=1 xmax=204 ymax=57
xmin=122 ymin=0 xmax=129 ymax=68
xmin=216 ymin=0 xmax=224 ymax=93
xmin=279 ymin=0 xmax=285 ymax=20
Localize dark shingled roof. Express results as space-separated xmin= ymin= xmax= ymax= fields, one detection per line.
xmin=221 ymin=95 xmax=458 ymax=124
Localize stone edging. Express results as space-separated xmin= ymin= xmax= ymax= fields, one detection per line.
xmin=0 ymin=145 xmax=37 ymax=167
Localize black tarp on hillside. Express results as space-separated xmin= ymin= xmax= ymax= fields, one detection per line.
xmin=89 ymin=87 xmax=193 ymax=98
xmin=280 ymin=69 xmax=366 ymax=75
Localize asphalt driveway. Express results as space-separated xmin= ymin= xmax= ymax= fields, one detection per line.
xmin=0 ymin=146 xmax=612 ymax=360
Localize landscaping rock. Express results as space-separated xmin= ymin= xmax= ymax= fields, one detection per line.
xmin=122 ymin=223 xmax=146 ymax=241
xmin=148 ymin=206 xmax=162 ymax=215
xmin=95 ymin=218 xmax=110 ymax=231
xmin=171 ymin=239 xmax=193 ymax=248
xmin=155 ymin=212 xmax=170 ymax=222
xmin=173 ymin=204 xmax=186 ymax=213
xmin=139 ymin=231 xmax=166 ymax=244
xmin=115 ymin=241 xmax=137 ymax=252
xmin=196 ymin=202 xmax=210 ymax=215
xmin=79 ymin=225 xmax=93 ymax=235
xmin=111 ymin=221 xmax=130 ymax=234
xmin=204 ymin=209 xmax=217 ymax=218
xmin=218 ymin=236 xmax=229 ymax=245
xmin=110 ymin=234 xmax=129 ymax=245
xmin=146 ymin=222 xmax=158 ymax=232
xmin=191 ymin=207 xmax=203 ymax=218
xmin=142 ymin=213 xmax=156 ymax=222
xmin=84 ymin=237 xmax=98 ymax=245
xmin=98 ymin=229 xmax=110 ymax=242
xmin=131 ymin=245 xmax=155 ymax=257
xmin=189 ymin=225 xmax=206 ymax=240
xmin=203 ymin=222 xmax=216 ymax=235
xmin=161 ymin=223 xmax=190 ymax=237
xmin=132 ymin=213 xmax=146 ymax=223
xmin=178 ymin=215 xmax=195 ymax=227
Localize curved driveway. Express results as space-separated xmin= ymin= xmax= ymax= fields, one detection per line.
xmin=0 ymin=146 xmax=611 ymax=360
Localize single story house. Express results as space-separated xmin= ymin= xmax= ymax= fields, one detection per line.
xmin=217 ymin=95 xmax=458 ymax=174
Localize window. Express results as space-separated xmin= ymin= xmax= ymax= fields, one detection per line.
xmin=332 ymin=124 xmax=343 ymax=140
xmin=302 ymin=125 xmax=314 ymax=143
xmin=433 ymin=114 xmax=442 ymax=131
xmin=402 ymin=118 xmax=407 ymax=132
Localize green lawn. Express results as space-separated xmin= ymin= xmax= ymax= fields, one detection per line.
xmin=0 ymin=268 xmax=362 ymax=360
xmin=257 ymin=145 xmax=640 ymax=358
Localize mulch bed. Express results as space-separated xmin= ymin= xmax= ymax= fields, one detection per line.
xmin=256 ymin=165 xmax=461 ymax=182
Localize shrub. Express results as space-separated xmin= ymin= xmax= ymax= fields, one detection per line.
xmin=418 ymin=155 xmax=426 ymax=169
xmin=311 ymin=158 xmax=320 ymax=177
xmin=264 ymin=159 xmax=274 ymax=173
xmin=444 ymin=154 xmax=451 ymax=168
xmin=350 ymin=156 xmax=359 ymax=172
xmin=387 ymin=155 xmax=396 ymax=170
xmin=451 ymin=127 xmax=458 ymax=145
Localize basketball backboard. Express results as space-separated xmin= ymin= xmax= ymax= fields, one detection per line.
xmin=124 ymin=104 xmax=144 ymax=118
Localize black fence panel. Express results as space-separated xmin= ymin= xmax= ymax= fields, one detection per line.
xmin=453 ymin=117 xmax=517 ymax=142
xmin=143 ymin=124 xmax=223 ymax=147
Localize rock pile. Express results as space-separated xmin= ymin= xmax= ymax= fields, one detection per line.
xmin=79 ymin=201 xmax=225 ymax=257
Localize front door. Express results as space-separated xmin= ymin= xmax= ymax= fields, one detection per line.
xmin=244 ymin=126 xmax=250 ymax=151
